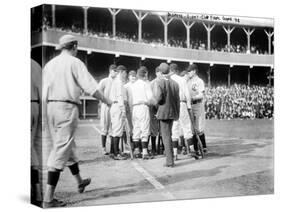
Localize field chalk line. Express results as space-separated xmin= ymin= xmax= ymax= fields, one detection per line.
xmin=91 ymin=123 xmax=176 ymax=200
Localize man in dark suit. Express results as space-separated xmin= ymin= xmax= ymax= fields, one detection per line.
xmin=154 ymin=63 xmax=180 ymax=167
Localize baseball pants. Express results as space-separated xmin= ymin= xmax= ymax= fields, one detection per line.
xmin=31 ymin=102 xmax=40 ymax=167
xmin=110 ymin=103 xmax=125 ymax=137
xmin=46 ymin=102 xmax=79 ymax=170
xmin=100 ymin=103 xmax=112 ymax=136
xmin=132 ymin=105 xmax=150 ymax=141
xmin=191 ymin=102 xmax=205 ymax=134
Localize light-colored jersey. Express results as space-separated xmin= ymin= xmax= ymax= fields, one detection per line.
xmin=43 ymin=52 xmax=98 ymax=104
xmin=98 ymin=76 xmax=114 ymax=100
xmin=124 ymin=81 xmax=134 ymax=107
xmin=31 ymin=59 xmax=42 ymax=101
xmin=187 ymin=75 xmax=205 ymax=100
xmin=171 ymin=74 xmax=191 ymax=108
xmin=130 ymin=79 xmax=153 ymax=105
xmin=109 ymin=75 xmax=125 ymax=107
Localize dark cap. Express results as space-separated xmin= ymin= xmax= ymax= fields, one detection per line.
xmin=159 ymin=63 xmax=170 ymax=74
xmin=169 ymin=63 xmax=179 ymax=73
xmin=186 ymin=64 xmax=198 ymax=72
xmin=109 ymin=64 xmax=117 ymax=71
xmin=116 ymin=65 xmax=127 ymax=72
xmin=137 ymin=66 xmax=148 ymax=78
xmin=128 ymin=70 xmax=137 ymax=77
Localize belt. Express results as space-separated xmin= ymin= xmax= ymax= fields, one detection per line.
xmin=180 ymin=100 xmax=187 ymax=103
xmin=191 ymin=99 xmax=202 ymax=105
xmin=47 ymin=100 xmax=79 ymax=106
xmin=113 ymin=101 xmax=118 ymax=104
xmin=133 ymin=102 xmax=148 ymax=107
xmin=31 ymin=100 xmax=40 ymax=104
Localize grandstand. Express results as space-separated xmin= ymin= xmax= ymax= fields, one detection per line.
xmin=31 ymin=4 xmax=274 ymax=118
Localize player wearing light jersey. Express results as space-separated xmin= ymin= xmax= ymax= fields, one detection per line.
xmin=98 ymin=64 xmax=118 ymax=155
xmin=130 ymin=66 xmax=154 ymax=159
xmin=186 ymin=64 xmax=208 ymax=155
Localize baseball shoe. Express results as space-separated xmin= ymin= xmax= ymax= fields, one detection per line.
xmin=43 ymin=199 xmax=66 ymax=208
xmin=182 ymin=147 xmax=187 ymax=155
xmin=142 ymin=154 xmax=154 ymax=160
xmin=31 ymin=199 xmax=42 ymax=207
xmin=102 ymin=149 xmax=109 ymax=155
xmin=113 ymin=154 xmax=127 ymax=160
xmin=78 ymin=178 xmax=91 ymax=193
xmin=190 ymin=151 xmax=200 ymax=160
xmin=203 ymin=148 xmax=208 ymax=154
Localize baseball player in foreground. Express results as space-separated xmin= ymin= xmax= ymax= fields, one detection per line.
xmin=42 ymin=34 xmax=112 ymax=208
xmin=186 ymin=64 xmax=208 ymax=156
xmin=31 ymin=59 xmax=42 ymax=205
xmin=130 ymin=66 xmax=155 ymax=159
xmin=98 ymin=64 xmax=118 ymax=155
xmin=169 ymin=63 xmax=196 ymax=160
xmin=108 ymin=65 xmax=128 ymax=160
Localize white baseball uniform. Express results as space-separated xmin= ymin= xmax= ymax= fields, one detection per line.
xmin=187 ymin=75 xmax=205 ymax=133
xmin=109 ymin=75 xmax=126 ymax=137
xmin=98 ymin=77 xmax=114 ymax=136
xmin=43 ymin=51 xmax=98 ymax=170
xmin=130 ymin=79 xmax=154 ymax=141
xmin=171 ymin=74 xmax=193 ymax=140
xmin=31 ymin=59 xmax=42 ymax=168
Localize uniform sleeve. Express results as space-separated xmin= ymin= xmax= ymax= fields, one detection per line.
xmin=98 ymin=79 xmax=105 ymax=94
xmin=198 ymin=79 xmax=205 ymax=94
xmin=73 ymin=59 xmax=98 ymax=96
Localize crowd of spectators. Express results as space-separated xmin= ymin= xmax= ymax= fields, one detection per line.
xmin=205 ymin=84 xmax=274 ymax=120
xmin=38 ymin=19 xmax=270 ymax=55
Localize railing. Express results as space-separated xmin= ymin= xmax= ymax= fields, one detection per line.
xmin=32 ymin=28 xmax=274 ymax=67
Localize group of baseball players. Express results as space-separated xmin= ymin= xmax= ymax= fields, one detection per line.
xmin=31 ymin=34 xmax=208 ymax=208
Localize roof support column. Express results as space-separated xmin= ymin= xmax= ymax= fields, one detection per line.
xmin=203 ymin=23 xmax=215 ymax=50
xmin=83 ymin=7 xmax=89 ymax=34
xmin=223 ymin=25 xmax=235 ymax=52
xmin=52 ymin=4 xmax=56 ymax=27
xmin=243 ymin=28 xmax=255 ymax=53
xmin=132 ymin=10 xmax=148 ymax=42
xmin=182 ymin=20 xmax=195 ymax=49
xmin=158 ymin=15 xmax=173 ymax=46
xmin=108 ymin=8 xmax=121 ymax=37
xmin=248 ymin=66 xmax=252 ymax=87
xmin=228 ymin=65 xmax=233 ymax=87
xmin=264 ymin=29 xmax=274 ymax=54
xmin=207 ymin=64 xmax=213 ymax=87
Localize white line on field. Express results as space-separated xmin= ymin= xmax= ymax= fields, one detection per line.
xmin=91 ymin=123 xmax=176 ymax=200
xmin=131 ymin=161 xmax=176 ymax=200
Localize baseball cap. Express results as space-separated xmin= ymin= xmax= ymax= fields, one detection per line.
xmin=56 ymin=34 xmax=78 ymax=50
xmin=180 ymin=70 xmax=188 ymax=77
xmin=158 ymin=63 xmax=170 ymax=74
xmin=137 ymin=66 xmax=148 ymax=78
xmin=109 ymin=64 xmax=117 ymax=71
xmin=116 ymin=65 xmax=127 ymax=72
xmin=169 ymin=63 xmax=179 ymax=72
xmin=186 ymin=64 xmax=198 ymax=72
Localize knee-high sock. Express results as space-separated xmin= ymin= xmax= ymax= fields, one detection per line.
xmin=172 ymin=140 xmax=179 ymax=156
xmin=101 ymin=135 xmax=107 ymax=148
xmin=199 ymin=133 xmax=207 ymax=148
xmin=151 ymin=136 xmax=156 ymax=152
xmin=110 ymin=136 xmax=114 ymax=154
xmin=193 ymin=135 xmax=198 ymax=152
xmin=142 ymin=141 xmax=148 ymax=155
xmin=113 ymin=137 xmax=120 ymax=156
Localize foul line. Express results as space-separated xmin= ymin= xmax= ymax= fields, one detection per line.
xmin=90 ymin=123 xmax=176 ymax=200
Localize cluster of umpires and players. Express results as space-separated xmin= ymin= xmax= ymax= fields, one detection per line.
xmin=31 ymin=34 xmax=208 ymax=207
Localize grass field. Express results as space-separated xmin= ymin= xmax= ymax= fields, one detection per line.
xmin=41 ymin=118 xmax=274 ymax=207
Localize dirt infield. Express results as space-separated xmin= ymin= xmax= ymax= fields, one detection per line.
xmin=40 ymin=118 xmax=274 ymax=207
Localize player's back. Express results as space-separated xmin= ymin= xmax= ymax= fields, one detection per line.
xmin=131 ymin=79 xmax=152 ymax=104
